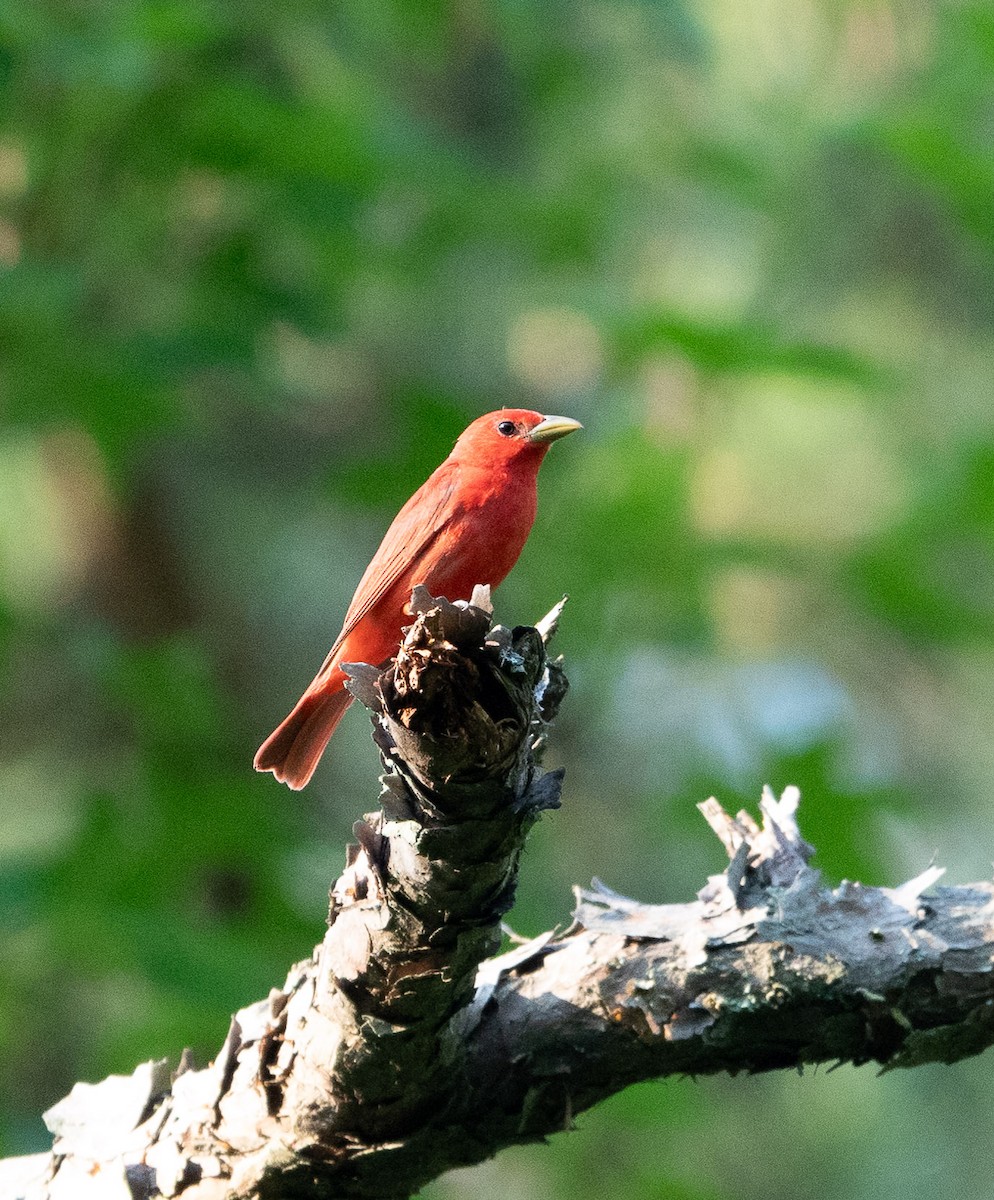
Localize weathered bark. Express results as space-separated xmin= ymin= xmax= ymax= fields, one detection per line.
xmin=3 ymin=590 xmax=993 ymax=1200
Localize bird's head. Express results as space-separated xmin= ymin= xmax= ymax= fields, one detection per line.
xmin=453 ymin=409 xmax=582 ymax=467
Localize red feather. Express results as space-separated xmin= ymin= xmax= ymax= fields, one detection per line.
xmin=254 ymin=409 xmax=580 ymax=788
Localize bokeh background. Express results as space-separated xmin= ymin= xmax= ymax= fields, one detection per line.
xmin=2 ymin=0 xmax=994 ymax=1195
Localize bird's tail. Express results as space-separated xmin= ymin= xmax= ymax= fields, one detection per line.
xmin=253 ymin=681 xmax=353 ymax=790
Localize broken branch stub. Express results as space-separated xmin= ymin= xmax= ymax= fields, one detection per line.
xmin=304 ymin=590 xmax=567 ymax=1167
xmin=374 ymin=598 xmax=558 ymax=795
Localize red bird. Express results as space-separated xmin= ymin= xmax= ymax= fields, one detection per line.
xmin=254 ymin=409 xmax=581 ymax=789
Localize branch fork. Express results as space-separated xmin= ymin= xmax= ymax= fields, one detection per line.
xmin=5 ymin=591 xmax=994 ymax=1200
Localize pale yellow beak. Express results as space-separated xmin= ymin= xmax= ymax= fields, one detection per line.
xmin=528 ymin=415 xmax=583 ymax=444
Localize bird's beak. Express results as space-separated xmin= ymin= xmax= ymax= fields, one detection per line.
xmin=528 ymin=415 xmax=583 ymax=444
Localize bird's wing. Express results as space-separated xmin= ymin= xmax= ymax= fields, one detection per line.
xmin=317 ymin=462 xmax=463 ymax=673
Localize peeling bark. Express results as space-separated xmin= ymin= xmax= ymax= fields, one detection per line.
xmin=2 ymin=591 xmax=993 ymax=1200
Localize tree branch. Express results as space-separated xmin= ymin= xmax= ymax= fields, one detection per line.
xmin=3 ymin=591 xmax=993 ymax=1200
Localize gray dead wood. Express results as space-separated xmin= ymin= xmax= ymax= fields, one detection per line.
xmin=2 ymin=589 xmax=993 ymax=1200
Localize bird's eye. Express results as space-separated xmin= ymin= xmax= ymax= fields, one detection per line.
xmin=496 ymin=419 xmax=517 ymax=437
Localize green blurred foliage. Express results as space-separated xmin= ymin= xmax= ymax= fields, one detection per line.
xmin=2 ymin=0 xmax=994 ymax=1195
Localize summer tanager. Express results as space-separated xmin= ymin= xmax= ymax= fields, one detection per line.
xmin=254 ymin=409 xmax=581 ymax=789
